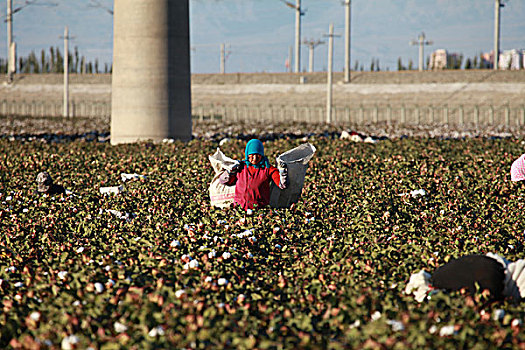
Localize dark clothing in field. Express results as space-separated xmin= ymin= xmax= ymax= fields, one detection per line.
xmin=431 ymin=255 xmax=505 ymax=299
xmin=36 ymin=184 xmax=66 ymax=196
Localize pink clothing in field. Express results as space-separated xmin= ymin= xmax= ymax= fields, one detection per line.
xmin=511 ymin=154 xmax=525 ymax=182
xmin=221 ymin=165 xmax=285 ymax=210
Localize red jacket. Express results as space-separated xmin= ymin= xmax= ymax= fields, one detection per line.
xmin=220 ymin=165 xmax=286 ymax=210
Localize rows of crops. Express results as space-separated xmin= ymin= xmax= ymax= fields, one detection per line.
xmin=1 ymin=136 xmax=525 ymax=348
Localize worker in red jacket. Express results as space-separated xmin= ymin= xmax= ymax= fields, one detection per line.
xmin=219 ymin=139 xmax=288 ymax=210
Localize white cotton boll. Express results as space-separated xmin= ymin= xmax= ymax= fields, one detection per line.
xmin=246 ymin=209 xmax=253 ymax=216
xmin=439 ymin=325 xmax=456 ymax=337
xmin=275 ymin=244 xmax=282 ymax=249
xmin=148 ymin=326 xmax=165 ymax=337
xmin=222 ymin=252 xmax=231 ymax=260
xmin=218 ymin=278 xmax=228 ymax=286
xmin=6 ymin=196 xmax=12 ymax=201
xmin=73 ymin=300 xmax=81 ymax=307
xmin=511 ymin=318 xmax=522 ymax=327
xmin=170 ymin=240 xmax=181 ymax=248
xmin=189 ymin=260 xmax=199 ymax=269
xmin=14 ymin=282 xmax=23 ymax=288
xmin=114 ymin=321 xmax=128 ymax=333
xmin=61 ymin=335 xmax=79 ymax=350
xmin=205 ymin=276 xmax=213 ymax=283
xmin=371 ymin=311 xmax=381 ymax=321
xmin=107 ymin=279 xmax=116 ymax=287
xmin=75 ymin=247 xmax=84 ymax=253
xmin=183 ymin=263 xmax=190 ymax=270
xmin=493 ymin=309 xmax=505 ymax=321
xmin=241 ymin=229 xmax=253 ymax=237
xmin=508 ymin=244 xmax=515 ymax=250
xmin=120 ymin=173 xmax=146 ymax=182
xmin=105 ymin=265 xmax=111 ymax=272
xmin=58 ymin=271 xmax=68 ymax=280
xmin=175 ymin=289 xmax=186 ymax=298
xmin=208 ymin=250 xmax=216 ymax=259
xmin=246 ymin=252 xmax=254 ymax=258
xmin=22 ymin=208 xmax=28 ymax=213
xmin=94 ymin=283 xmax=104 ymax=294
xmin=410 ymin=189 xmax=426 ymax=198
xmin=7 ymin=266 xmax=16 ymax=273
xmin=217 ymin=303 xmax=225 ymax=308
xmin=15 ymin=294 xmax=22 ymax=301
xmin=248 ymin=237 xmax=257 ymax=243
xmin=387 ymin=320 xmax=404 ymax=332
xmin=429 ymin=325 xmax=437 ymax=334
xmin=349 ymin=320 xmax=361 ymax=329
xmin=30 ymin=312 xmax=41 ymax=322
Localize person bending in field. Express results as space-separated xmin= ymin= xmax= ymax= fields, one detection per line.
xmin=36 ymin=172 xmax=66 ymax=196
xmin=219 ymin=139 xmax=288 ymax=210
xmin=511 ymin=153 xmax=525 ymax=182
xmin=406 ymin=254 xmax=525 ymax=302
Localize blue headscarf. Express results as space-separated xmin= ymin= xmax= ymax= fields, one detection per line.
xmin=244 ymin=139 xmax=270 ymax=169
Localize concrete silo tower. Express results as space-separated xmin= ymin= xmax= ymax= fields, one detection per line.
xmin=111 ymin=0 xmax=192 ymax=144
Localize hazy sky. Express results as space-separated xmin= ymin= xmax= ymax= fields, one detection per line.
xmin=1 ymin=0 xmax=524 ymax=73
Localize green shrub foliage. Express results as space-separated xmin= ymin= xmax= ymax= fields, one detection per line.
xmin=1 ymin=137 xmax=524 ymax=348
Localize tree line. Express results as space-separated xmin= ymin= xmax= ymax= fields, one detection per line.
xmin=397 ymin=53 xmax=493 ymax=71
xmin=0 ymin=47 xmax=111 ymax=74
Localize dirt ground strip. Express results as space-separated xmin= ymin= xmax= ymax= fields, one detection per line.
xmin=1 ymin=71 xmax=524 ymax=110
xmin=1 ymin=116 xmax=524 ymax=141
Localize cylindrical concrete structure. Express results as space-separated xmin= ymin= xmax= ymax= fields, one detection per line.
xmin=111 ymin=0 xmax=192 ymax=144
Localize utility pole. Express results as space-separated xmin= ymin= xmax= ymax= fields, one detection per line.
xmin=494 ymin=0 xmax=504 ymax=70
xmin=6 ymin=0 xmax=14 ymax=82
xmin=220 ymin=43 xmax=225 ymax=74
xmin=294 ymin=0 xmax=301 ymax=73
xmin=288 ymin=46 xmax=293 ymax=73
xmin=410 ymin=32 xmax=433 ymax=71
xmin=219 ymin=43 xmax=231 ymax=74
xmin=303 ymin=39 xmax=324 ymax=73
xmin=281 ymin=0 xmax=304 ymax=73
xmin=343 ymin=0 xmax=351 ymax=83
xmin=5 ymin=0 xmax=57 ymax=82
xmin=324 ymin=23 xmax=340 ymax=124
xmin=61 ymin=26 xmax=73 ymax=117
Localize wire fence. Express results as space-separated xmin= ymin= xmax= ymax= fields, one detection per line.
xmin=194 ymin=104 xmax=525 ymax=126
xmin=2 ymin=99 xmax=525 ymax=126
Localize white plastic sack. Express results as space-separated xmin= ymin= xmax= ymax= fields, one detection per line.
xmin=208 ymin=148 xmax=237 ymax=208
xmin=99 ymin=185 xmax=124 ymax=195
xmin=270 ymin=143 xmax=316 ymax=208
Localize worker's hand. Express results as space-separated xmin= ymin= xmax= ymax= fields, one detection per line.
xmin=277 ymin=160 xmax=287 ymax=170
xmin=229 ymin=161 xmax=243 ymax=174
xmin=278 ymin=162 xmax=289 ymax=189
